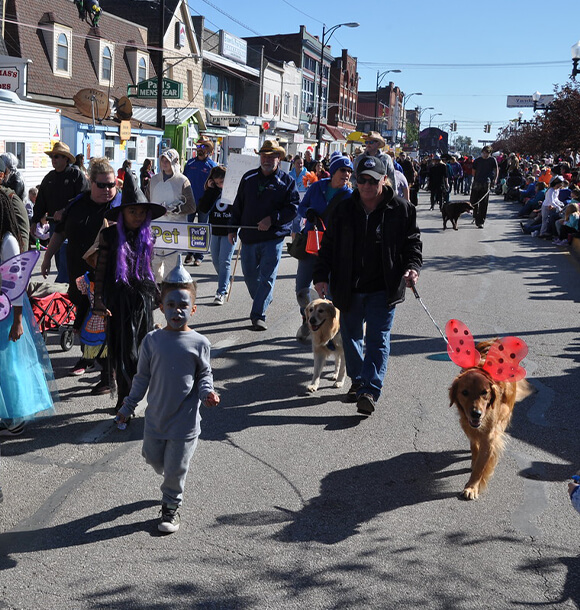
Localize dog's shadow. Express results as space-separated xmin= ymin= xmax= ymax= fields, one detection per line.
xmin=216 ymin=450 xmax=465 ymax=545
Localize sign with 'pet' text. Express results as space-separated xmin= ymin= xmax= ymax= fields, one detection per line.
xmin=151 ymin=221 xmax=210 ymax=252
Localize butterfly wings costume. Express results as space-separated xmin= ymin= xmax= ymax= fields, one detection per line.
xmin=0 ymin=250 xmax=56 ymax=421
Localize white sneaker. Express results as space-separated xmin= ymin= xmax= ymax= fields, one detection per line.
xmin=213 ymin=293 xmax=225 ymax=306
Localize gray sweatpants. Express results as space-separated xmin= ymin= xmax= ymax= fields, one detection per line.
xmin=142 ymin=434 xmax=199 ymax=506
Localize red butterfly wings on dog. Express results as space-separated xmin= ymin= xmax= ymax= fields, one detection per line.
xmin=482 ymin=337 xmax=528 ymax=382
xmin=446 ymin=319 xmax=480 ymax=368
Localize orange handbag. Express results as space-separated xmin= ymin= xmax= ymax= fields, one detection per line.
xmin=305 ymin=218 xmax=326 ymax=255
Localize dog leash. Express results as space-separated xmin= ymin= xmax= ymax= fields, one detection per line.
xmin=411 ymin=286 xmax=449 ymax=345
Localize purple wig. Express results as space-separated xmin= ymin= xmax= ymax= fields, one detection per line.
xmin=115 ymin=210 xmax=155 ymax=285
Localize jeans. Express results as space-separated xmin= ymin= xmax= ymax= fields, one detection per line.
xmin=188 ymin=211 xmax=209 ymax=261
xmin=142 ymin=435 xmax=198 ymax=506
xmin=210 ymin=234 xmax=236 ymax=296
xmin=55 ymin=241 xmax=69 ymax=284
xmin=463 ymin=174 xmax=472 ymax=194
xmin=240 ymin=238 xmax=284 ymax=321
xmin=339 ymin=291 xmax=396 ymax=401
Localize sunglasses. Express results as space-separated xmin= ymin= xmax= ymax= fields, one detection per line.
xmin=52 ymin=154 xmax=65 ymax=159
xmin=95 ymin=181 xmax=116 ymax=189
xmin=357 ymin=175 xmax=380 ymax=185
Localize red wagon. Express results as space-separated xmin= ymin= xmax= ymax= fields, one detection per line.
xmin=29 ymin=289 xmax=76 ymax=351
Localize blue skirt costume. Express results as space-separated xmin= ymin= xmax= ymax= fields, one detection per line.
xmin=0 ymin=297 xmax=56 ymax=420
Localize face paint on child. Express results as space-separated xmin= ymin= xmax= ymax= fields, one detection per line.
xmin=122 ymin=205 xmax=148 ymax=231
xmin=161 ymin=289 xmax=196 ymax=330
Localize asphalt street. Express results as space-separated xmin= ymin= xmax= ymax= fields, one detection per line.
xmin=1 ymin=189 xmax=580 ymax=609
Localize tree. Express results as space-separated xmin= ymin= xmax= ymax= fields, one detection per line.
xmin=405 ymin=121 xmax=419 ymax=146
xmin=455 ymin=136 xmax=473 ymax=154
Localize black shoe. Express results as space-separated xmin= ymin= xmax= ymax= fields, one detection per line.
xmin=0 ymin=422 xmax=25 ymax=437
xmin=158 ymin=503 xmax=180 ymax=533
xmin=356 ymin=393 xmax=376 ymax=416
xmin=346 ymin=382 xmax=362 ymax=403
xmin=71 ymin=358 xmax=95 ymax=376
xmin=184 ymin=254 xmax=194 ymax=264
xmin=91 ymin=379 xmax=111 ymax=395
xmin=0 ymin=486 xmax=3 ymax=503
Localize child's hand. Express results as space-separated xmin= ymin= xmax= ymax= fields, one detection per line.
xmin=115 ymin=412 xmax=128 ymax=424
xmin=203 ymin=391 xmax=220 ymax=407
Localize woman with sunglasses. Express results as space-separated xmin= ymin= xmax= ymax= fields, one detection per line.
xmin=41 ymin=158 xmax=121 ymax=384
xmin=294 ymin=152 xmax=353 ymax=342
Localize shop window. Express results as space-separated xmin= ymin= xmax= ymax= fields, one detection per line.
xmin=264 ymin=92 xmax=270 ymax=114
xmin=273 ymin=95 xmax=280 ymax=117
xmin=5 ymin=142 xmax=25 ymax=169
xmin=147 ymin=137 xmax=157 ymax=159
xmin=104 ymin=137 xmax=115 ymax=160
xmin=127 ymin=137 xmax=137 ymax=161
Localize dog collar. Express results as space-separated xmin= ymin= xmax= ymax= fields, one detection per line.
xmin=327 ymin=339 xmax=336 ymax=352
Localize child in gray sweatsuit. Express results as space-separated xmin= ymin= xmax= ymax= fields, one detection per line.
xmin=116 ymin=258 xmax=219 ymax=533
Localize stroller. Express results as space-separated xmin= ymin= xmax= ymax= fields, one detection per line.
xmin=28 ymin=281 xmax=76 ymax=351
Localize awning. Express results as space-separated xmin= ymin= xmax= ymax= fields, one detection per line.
xmin=131 ymin=106 xmax=204 ymax=129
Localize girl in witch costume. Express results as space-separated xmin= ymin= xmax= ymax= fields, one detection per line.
xmin=92 ymin=172 xmax=166 ymax=412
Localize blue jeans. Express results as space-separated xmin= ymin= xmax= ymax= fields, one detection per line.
xmin=240 ymin=238 xmax=284 ymax=321
xmin=210 ymin=234 xmax=236 ymax=296
xmin=339 ymin=291 xmax=396 ymax=401
xmin=188 ymin=211 xmax=209 ymax=261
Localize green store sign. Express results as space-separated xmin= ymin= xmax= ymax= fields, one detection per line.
xmin=128 ymin=77 xmax=183 ymax=99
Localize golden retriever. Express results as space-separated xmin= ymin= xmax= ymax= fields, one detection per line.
xmin=449 ymin=340 xmax=531 ymax=500
xmin=305 ymin=299 xmax=346 ymax=393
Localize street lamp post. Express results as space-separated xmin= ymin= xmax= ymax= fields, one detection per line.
xmin=374 ymin=69 xmax=401 ymax=133
xmin=417 ymin=106 xmax=434 ymax=134
xmin=315 ymin=22 xmax=359 ymax=160
xmin=400 ymin=92 xmax=421 ymax=143
xmin=429 ymin=112 xmax=442 ymax=128
xmin=571 ymin=41 xmax=580 ymax=79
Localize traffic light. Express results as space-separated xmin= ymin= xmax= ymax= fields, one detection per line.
xmin=451 ymin=121 xmax=457 ymax=132
xmin=484 ymin=123 xmax=491 ymax=133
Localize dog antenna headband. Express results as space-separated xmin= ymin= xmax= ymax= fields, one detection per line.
xmin=445 ymin=319 xmax=528 ymax=382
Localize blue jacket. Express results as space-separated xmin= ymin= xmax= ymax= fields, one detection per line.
xmin=229 ymin=167 xmax=299 ymax=244
xmin=298 ymin=178 xmax=352 ymax=230
xmin=183 ymin=157 xmax=217 ymax=203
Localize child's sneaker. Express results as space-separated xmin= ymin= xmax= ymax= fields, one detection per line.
xmin=212 ymin=293 xmax=225 ymax=306
xmin=158 ymin=503 xmax=180 ymax=533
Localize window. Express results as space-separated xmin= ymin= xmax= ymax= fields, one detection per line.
xmin=127 ymin=137 xmax=137 ymax=161
xmin=102 ymin=46 xmax=112 ymax=82
xmin=303 ymin=54 xmax=317 ymax=73
xmin=138 ymin=57 xmax=147 ymax=82
xmin=203 ymin=73 xmax=219 ymax=110
xmin=293 ymin=94 xmax=299 ymax=117
xmin=263 ymin=92 xmax=270 ymax=114
xmin=283 ymin=91 xmax=290 ymax=115
xmin=5 ymin=142 xmax=25 ymax=169
xmin=147 ymin=137 xmax=157 ymax=159
xmin=104 ymin=137 xmax=115 ymax=160
xmin=203 ymin=71 xmax=235 ymax=112
xmin=302 ymin=78 xmax=315 ymax=114
xmin=57 ymin=34 xmax=68 ymax=71
xmin=273 ymin=95 xmax=280 ymax=116
xmin=187 ymin=69 xmax=193 ymax=100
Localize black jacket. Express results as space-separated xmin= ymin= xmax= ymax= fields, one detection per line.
xmin=312 ymin=186 xmax=422 ymax=312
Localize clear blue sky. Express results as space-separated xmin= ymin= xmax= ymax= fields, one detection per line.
xmin=190 ymin=0 xmax=579 ymax=144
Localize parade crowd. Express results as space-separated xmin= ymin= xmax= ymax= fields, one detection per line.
xmin=1 ymin=134 xmax=579 ymax=531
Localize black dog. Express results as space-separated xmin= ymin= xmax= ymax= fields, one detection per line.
xmin=442 ymin=201 xmax=473 ymax=231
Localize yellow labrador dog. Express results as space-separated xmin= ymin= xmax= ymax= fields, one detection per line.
xmin=305 ymin=298 xmax=346 ymax=393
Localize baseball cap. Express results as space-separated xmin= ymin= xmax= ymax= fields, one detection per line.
xmin=356 ymin=155 xmax=386 ymax=181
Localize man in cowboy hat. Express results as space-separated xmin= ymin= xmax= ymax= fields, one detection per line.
xmin=352 ymin=131 xmax=395 ymax=190
xmin=183 ymin=135 xmax=217 ymax=265
xmin=228 ymin=140 xmax=298 ymax=331
xmin=33 ymin=142 xmax=89 ymax=281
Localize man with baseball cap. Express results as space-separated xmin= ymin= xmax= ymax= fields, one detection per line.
xmin=313 ymin=155 xmax=422 ymax=416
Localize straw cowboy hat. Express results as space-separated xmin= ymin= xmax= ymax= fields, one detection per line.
xmin=45 ymin=142 xmax=75 ymax=164
xmin=364 ymin=131 xmax=386 ymax=148
xmin=255 ymin=140 xmax=286 ymax=156
xmin=196 ymin=135 xmax=214 ymax=152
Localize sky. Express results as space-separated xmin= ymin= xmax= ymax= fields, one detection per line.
xmin=189 ymin=0 xmax=580 ymax=145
